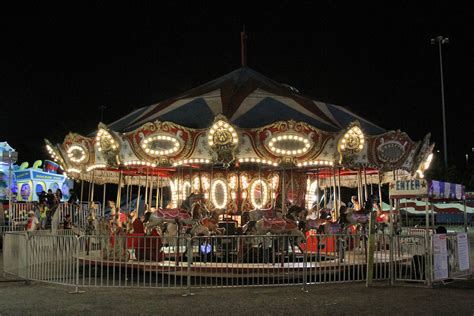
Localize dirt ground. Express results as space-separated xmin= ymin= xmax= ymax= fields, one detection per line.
xmin=0 ymin=277 xmax=473 ymax=315
xmin=1 ymin=229 xmax=473 ymax=315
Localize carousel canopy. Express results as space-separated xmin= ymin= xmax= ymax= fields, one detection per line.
xmin=107 ymin=67 xmax=385 ymax=135
xmin=45 ymin=66 xmax=434 ymax=191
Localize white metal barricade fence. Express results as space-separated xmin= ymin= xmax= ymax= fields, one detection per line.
xmin=3 ymin=232 xmax=28 ymax=278
xmin=392 ymin=235 xmax=428 ymax=283
xmin=445 ymin=233 xmax=471 ymax=279
xmin=3 ymin=231 xmax=449 ymax=291
xmin=8 ymin=202 xmax=102 ymax=230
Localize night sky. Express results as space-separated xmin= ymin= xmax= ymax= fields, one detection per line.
xmin=1 ymin=3 xmax=472 ymax=168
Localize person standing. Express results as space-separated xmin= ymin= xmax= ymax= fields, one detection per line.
xmin=38 ymin=201 xmax=48 ymax=230
xmin=46 ymin=189 xmax=55 ymax=209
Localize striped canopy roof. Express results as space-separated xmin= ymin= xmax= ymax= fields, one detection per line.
xmin=107 ymin=67 xmax=385 ymax=134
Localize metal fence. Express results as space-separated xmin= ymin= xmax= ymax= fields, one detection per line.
xmin=5 ymin=202 xmax=102 ymax=229
xmin=2 ymin=231 xmax=446 ymax=291
xmin=446 ymin=233 xmax=471 ymax=279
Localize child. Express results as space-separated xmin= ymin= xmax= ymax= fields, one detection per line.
xmin=63 ymin=214 xmax=72 ymax=229
xmin=26 ymin=211 xmax=39 ymax=231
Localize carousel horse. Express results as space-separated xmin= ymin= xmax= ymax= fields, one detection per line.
xmin=200 ymin=209 xmax=226 ymax=235
xmin=248 ymin=207 xmax=281 ymax=222
xmin=285 ymin=205 xmax=307 ymax=222
xmin=180 ymin=192 xmax=205 ymax=212
xmin=143 ymin=207 xmax=194 ymax=234
xmin=244 ymin=217 xmax=306 ymax=245
xmin=143 ymin=192 xmax=204 ymax=233
xmin=85 ymin=203 xmax=99 ymax=255
xmin=301 ymin=208 xmax=345 ymax=234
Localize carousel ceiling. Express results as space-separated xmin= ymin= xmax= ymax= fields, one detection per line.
xmin=44 ymin=67 xmax=434 ymax=184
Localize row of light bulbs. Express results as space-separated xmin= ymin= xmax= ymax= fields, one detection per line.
xmin=173 ymin=158 xmax=211 ymax=166
xmin=297 ymin=160 xmax=334 ymax=167
xmin=142 ymin=135 xmax=180 ymax=156
xmin=67 ymin=145 xmax=86 ymax=163
xmin=46 ymin=145 xmax=59 ymax=163
xmin=86 ymin=164 xmax=107 ymax=172
xmin=123 ymin=160 xmax=157 ymax=167
xmin=268 ymin=135 xmax=311 ymax=156
xmin=249 ymin=179 xmax=269 ymax=209
xmin=238 ymin=158 xmax=278 ymax=166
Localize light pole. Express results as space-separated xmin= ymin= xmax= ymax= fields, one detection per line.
xmin=431 ymin=35 xmax=449 ymax=169
xmin=2 ymin=150 xmax=18 ymax=227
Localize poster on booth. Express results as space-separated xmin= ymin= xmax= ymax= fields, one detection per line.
xmin=389 ymin=179 xmax=429 ymax=199
xmin=456 ymin=233 xmax=470 ymax=271
xmin=433 ymin=234 xmax=448 ymax=280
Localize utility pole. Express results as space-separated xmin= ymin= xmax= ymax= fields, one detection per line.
xmin=431 ymin=35 xmax=449 ymax=169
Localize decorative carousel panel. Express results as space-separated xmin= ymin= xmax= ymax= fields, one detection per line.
xmin=208 ymin=116 xmax=239 ymax=164
xmin=62 ymin=133 xmax=95 ymax=169
xmin=123 ymin=121 xmax=197 ymax=165
xmin=367 ymin=130 xmax=419 ymax=172
xmin=412 ymin=134 xmax=434 ymax=178
xmin=244 ymin=120 xmax=333 ymax=166
xmin=336 ymin=122 xmax=366 ymax=167
xmin=45 ymin=139 xmax=67 ymax=170
xmin=95 ymin=124 xmax=121 ymax=167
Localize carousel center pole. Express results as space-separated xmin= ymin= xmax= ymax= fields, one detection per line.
xmin=337 ymin=167 xmax=341 ymax=216
xmin=378 ymin=171 xmax=383 ymax=209
xmin=363 ymin=167 xmax=368 ymax=202
xmin=144 ymin=168 xmax=149 ymax=209
xmin=281 ymin=168 xmax=286 ymax=215
xmin=136 ymin=173 xmax=142 ymax=213
xmin=125 ymin=177 xmax=129 ymax=213
xmin=155 ymin=174 xmax=160 ymax=209
xmin=316 ymin=169 xmax=320 ymax=217
xmin=332 ymin=167 xmax=337 ymax=218
xmin=148 ymin=172 xmax=153 ymax=209
xmin=116 ymin=171 xmax=123 ymax=211
xmin=102 ymin=183 xmax=106 ymax=218
xmin=80 ymin=177 xmax=84 ymax=206
xmin=90 ymin=171 xmax=95 ymax=202
xmin=160 ymin=178 xmax=164 ymax=208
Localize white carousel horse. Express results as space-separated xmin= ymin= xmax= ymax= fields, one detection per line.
xmin=248 ymin=208 xmax=282 ymax=222
xmin=245 ymin=217 xmax=306 ymax=244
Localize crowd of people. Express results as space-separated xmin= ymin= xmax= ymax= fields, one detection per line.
xmin=26 ymin=188 xmax=75 ymax=231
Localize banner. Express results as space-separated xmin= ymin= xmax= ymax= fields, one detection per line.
xmin=433 ymin=234 xmax=448 ymax=280
xmin=456 ymin=233 xmax=470 ymax=271
xmin=389 ymin=179 xmax=428 ymax=198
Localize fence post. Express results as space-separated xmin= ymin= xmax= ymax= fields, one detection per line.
xmin=183 ymin=237 xmax=194 ymax=297
xmin=426 ymin=234 xmax=433 ymax=287
xmin=301 ymin=244 xmax=308 ymax=292
xmin=24 ymin=232 xmax=31 ymax=285
xmin=69 ymin=235 xmax=85 ymax=294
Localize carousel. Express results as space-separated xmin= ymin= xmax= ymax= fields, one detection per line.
xmin=43 ymin=66 xmax=434 ymax=277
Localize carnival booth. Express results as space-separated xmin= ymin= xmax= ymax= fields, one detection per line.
xmin=44 ymin=67 xmax=434 ymax=264
xmin=13 ymin=160 xmax=72 ymax=202
xmin=0 ymin=142 xmax=17 ymax=201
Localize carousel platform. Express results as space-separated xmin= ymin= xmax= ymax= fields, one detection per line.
xmin=76 ymin=249 xmax=411 ymax=278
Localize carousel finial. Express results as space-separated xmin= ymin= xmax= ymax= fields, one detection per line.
xmin=241 ymin=25 xmax=247 ymax=67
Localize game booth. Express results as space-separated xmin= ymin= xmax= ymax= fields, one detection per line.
xmin=43 ymin=66 xmax=435 ymax=278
